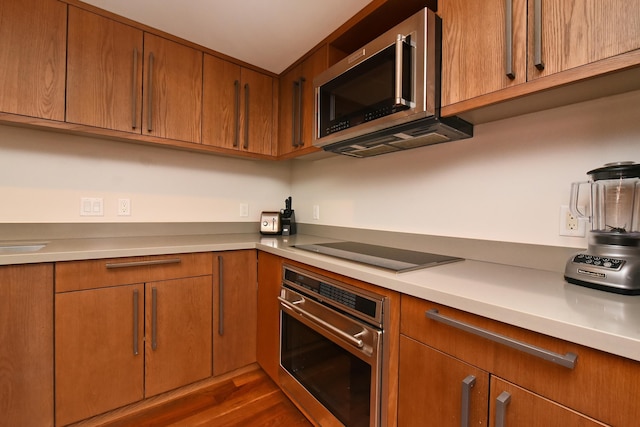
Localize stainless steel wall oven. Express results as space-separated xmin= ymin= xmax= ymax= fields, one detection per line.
xmin=278 ymin=265 xmax=389 ymax=427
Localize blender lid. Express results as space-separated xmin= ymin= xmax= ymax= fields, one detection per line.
xmin=587 ymin=161 xmax=640 ymax=180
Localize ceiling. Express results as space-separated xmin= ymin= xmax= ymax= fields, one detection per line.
xmin=80 ymin=0 xmax=374 ymax=74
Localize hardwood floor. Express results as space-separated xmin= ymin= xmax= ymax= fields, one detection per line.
xmin=80 ymin=365 xmax=313 ymax=427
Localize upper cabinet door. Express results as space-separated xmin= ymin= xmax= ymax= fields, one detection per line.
xmin=203 ymin=55 xmax=275 ymax=155
xmin=240 ymin=67 xmax=274 ymax=155
xmin=527 ymin=0 xmax=640 ymax=80
xmin=278 ymin=45 xmax=327 ymax=157
xmin=440 ymin=0 xmax=527 ymax=106
xmin=0 ymin=0 xmax=66 ymax=120
xmin=66 ymin=7 xmax=144 ymax=133
xmin=202 ymin=54 xmax=242 ymax=150
xmin=142 ymin=33 xmax=203 ymax=143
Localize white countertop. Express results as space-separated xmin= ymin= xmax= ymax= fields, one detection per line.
xmin=2 ymin=232 xmax=639 ymax=362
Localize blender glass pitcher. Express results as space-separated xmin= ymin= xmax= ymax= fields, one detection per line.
xmin=570 ymin=162 xmax=640 ymax=234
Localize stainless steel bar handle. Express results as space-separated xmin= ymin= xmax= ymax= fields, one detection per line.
xmin=426 ymin=309 xmax=577 ymax=369
xmin=233 ymin=80 xmax=240 ymax=147
xmin=133 ymin=289 xmax=139 ymax=355
xmin=278 ymin=296 xmax=365 ymax=349
xmin=534 ymin=0 xmax=545 ymax=70
xmin=218 ymin=256 xmax=224 ymax=336
xmin=291 ymin=80 xmax=299 ymax=147
xmin=151 ymin=287 xmax=158 ymax=350
xmin=495 ymin=391 xmax=511 ymax=427
xmin=505 ymin=0 xmax=515 ymax=79
xmin=394 ymin=34 xmax=412 ymax=107
xmin=147 ymin=52 xmax=154 ymax=132
xmin=132 ymin=48 xmax=138 ymax=128
xmin=461 ymin=375 xmax=476 ymax=427
xmin=106 ymin=258 xmax=181 ymax=269
xmin=297 ymin=77 xmax=305 ymax=147
xmin=243 ymin=83 xmax=250 ymax=149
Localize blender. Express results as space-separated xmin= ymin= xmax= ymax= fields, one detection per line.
xmin=564 ymin=162 xmax=640 ymax=294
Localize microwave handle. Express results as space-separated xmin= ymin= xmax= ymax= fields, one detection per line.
xmin=395 ymin=34 xmax=412 ymax=107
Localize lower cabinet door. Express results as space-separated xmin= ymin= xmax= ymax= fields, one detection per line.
xmin=398 ymin=335 xmax=489 ymax=427
xmin=489 ymin=377 xmax=607 ymax=426
xmin=144 ymin=275 xmax=213 ymax=397
xmin=213 ymin=250 xmax=257 ymax=376
xmin=55 ymin=284 xmax=145 ymax=426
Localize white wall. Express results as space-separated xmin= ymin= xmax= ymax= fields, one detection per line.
xmin=291 ymin=90 xmax=640 ymax=248
xmin=0 ymin=125 xmax=291 ymax=223
xmin=1 ymin=90 xmax=638 ymax=248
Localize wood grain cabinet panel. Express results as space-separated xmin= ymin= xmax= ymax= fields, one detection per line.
xmin=0 ymin=0 xmax=66 ymax=120
xmin=440 ymin=0 xmax=640 ymax=111
xmin=440 ymin=0 xmax=527 ymax=106
xmin=278 ymin=46 xmax=327 ymax=157
xmin=66 ymin=6 xmax=143 ymax=133
xmin=203 ymin=55 xmax=275 ymax=155
xmin=256 ymin=251 xmax=284 ymax=382
xmin=0 ymin=263 xmax=54 ymax=427
xmin=212 ymin=250 xmax=258 ymax=376
xmin=55 ymin=253 xmax=213 ymax=425
xmin=400 ymin=295 xmax=640 ymax=426
xmin=527 ymin=0 xmax=640 ymax=80
xmin=142 ymin=33 xmax=203 ymax=143
xmin=55 ymin=284 xmax=145 ymax=426
xmin=398 ymin=336 xmax=489 ymax=427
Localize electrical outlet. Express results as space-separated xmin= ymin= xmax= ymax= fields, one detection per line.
xmin=313 ymin=205 xmax=320 ymax=220
xmin=239 ymin=203 xmax=249 ymax=217
xmin=118 ymin=198 xmax=131 ymax=216
xmin=559 ymin=205 xmax=586 ymax=237
xmin=80 ymin=197 xmax=103 ymax=216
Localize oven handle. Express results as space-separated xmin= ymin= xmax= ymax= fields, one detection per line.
xmin=278 ymin=296 xmax=365 ymax=349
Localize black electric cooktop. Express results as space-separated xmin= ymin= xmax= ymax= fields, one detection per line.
xmin=294 ymin=241 xmax=463 ymax=273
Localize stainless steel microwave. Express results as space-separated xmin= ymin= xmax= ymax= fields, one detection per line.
xmin=313 ymin=7 xmax=472 ymax=157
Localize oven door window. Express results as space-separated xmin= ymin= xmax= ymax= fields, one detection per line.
xmin=281 ymin=312 xmax=372 ymax=427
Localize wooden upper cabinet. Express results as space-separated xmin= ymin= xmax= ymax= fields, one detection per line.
xmin=0 ymin=0 xmax=66 ymax=120
xmin=278 ymin=45 xmax=327 ymax=157
xmin=142 ymin=33 xmax=203 ymax=143
xmin=66 ymin=7 xmax=144 ymax=133
xmin=440 ymin=0 xmax=640 ymax=108
xmin=528 ymin=0 xmax=640 ymax=80
xmin=440 ymin=0 xmax=527 ymax=106
xmin=203 ymin=55 xmax=275 ymax=155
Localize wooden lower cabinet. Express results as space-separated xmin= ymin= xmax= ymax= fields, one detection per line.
xmin=212 ymin=250 xmax=258 ymax=376
xmin=398 ymin=336 xmax=489 ymax=426
xmin=489 ymin=377 xmax=605 ymax=426
xmin=399 ymin=336 xmax=605 ymax=426
xmin=256 ymin=251 xmax=283 ymax=382
xmin=0 ymin=263 xmax=54 ymax=427
xmin=54 ymin=254 xmax=213 ymax=426
xmin=399 ymin=295 xmax=638 ymax=426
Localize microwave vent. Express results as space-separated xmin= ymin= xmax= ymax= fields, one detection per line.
xmin=389 ymin=132 xmax=449 ymax=149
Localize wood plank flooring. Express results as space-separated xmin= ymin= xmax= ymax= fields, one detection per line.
xmin=87 ymin=366 xmax=313 ymax=427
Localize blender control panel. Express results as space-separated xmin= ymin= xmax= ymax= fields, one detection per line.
xmin=571 ymin=254 xmax=625 ymax=270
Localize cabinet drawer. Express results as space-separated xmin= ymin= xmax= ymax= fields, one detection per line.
xmin=400 ymin=294 xmax=640 ymax=426
xmin=56 ymin=252 xmax=212 ymax=292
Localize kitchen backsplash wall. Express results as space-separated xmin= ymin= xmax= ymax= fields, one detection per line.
xmin=0 ymin=125 xmax=290 ymax=223
xmin=1 ymin=89 xmax=637 ymax=249
xmin=291 ymin=89 xmax=640 ymax=248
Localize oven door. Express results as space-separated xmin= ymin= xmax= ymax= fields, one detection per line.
xmin=278 ymin=287 xmax=382 ymax=427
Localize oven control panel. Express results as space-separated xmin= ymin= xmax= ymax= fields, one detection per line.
xmin=283 ymin=265 xmax=384 ymax=327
